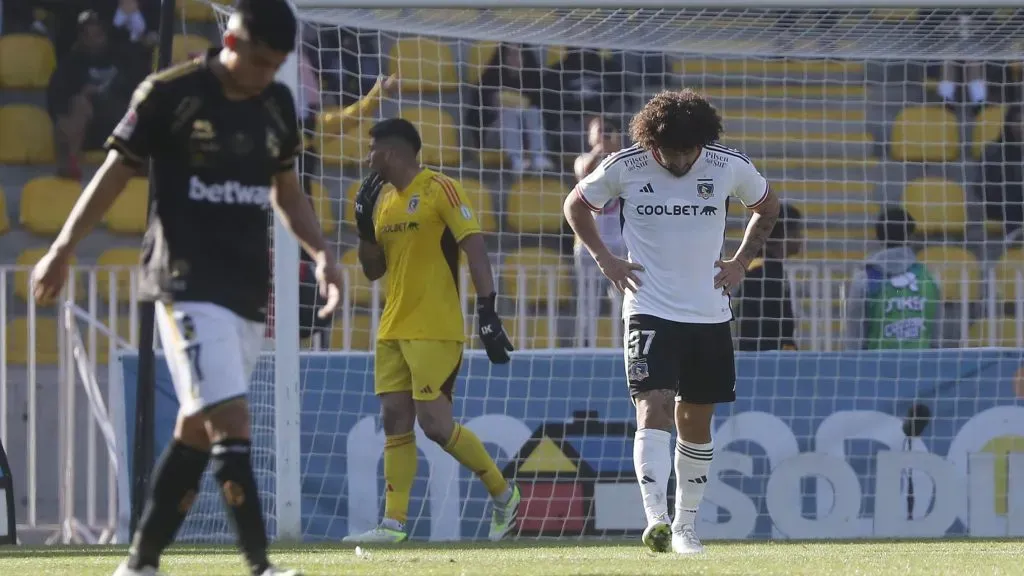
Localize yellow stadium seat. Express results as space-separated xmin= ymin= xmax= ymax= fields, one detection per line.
xmin=595 ymin=316 xmax=624 ymax=348
xmin=890 ymin=105 xmax=959 ymax=162
xmin=399 ymin=107 xmax=461 ymax=166
xmin=178 ymin=0 xmax=219 ymax=22
xmin=329 ymin=313 xmax=373 ymax=351
xmin=20 ymin=176 xmax=80 ymax=235
xmin=501 ymin=247 xmax=572 ymax=304
xmin=972 ymin=104 xmax=1006 ymax=159
xmin=902 ymin=177 xmax=966 ymax=235
xmin=14 ymin=248 xmax=79 ymax=303
xmin=0 ymin=105 xmax=55 ymax=164
xmin=96 ymin=248 xmax=141 ymax=302
xmin=387 ymin=37 xmax=459 ymax=92
xmin=505 ymin=316 xmax=555 ymax=349
xmin=340 ymin=249 xmax=384 ymax=307
xmin=0 ymin=186 xmax=9 ymax=235
xmin=507 ymin=177 xmax=567 ymax=234
xmin=993 ymin=248 xmax=1024 ymax=302
xmin=917 ymin=246 xmax=981 ymax=302
xmin=967 ymin=317 xmax=1023 ymax=348
xmin=5 ymin=316 xmax=60 ymax=365
xmin=466 ymin=41 xmax=499 ymax=84
xmin=309 ymin=180 xmax=337 ymax=234
xmin=0 ymin=34 xmax=56 ymax=88
xmin=104 ymin=178 xmax=149 ymax=234
xmin=171 ymin=34 xmax=212 ymax=65
xmin=458 ymin=179 xmax=497 ymax=232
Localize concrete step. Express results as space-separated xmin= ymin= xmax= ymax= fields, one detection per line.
xmin=721 ymin=131 xmax=875 ymax=159
xmin=700 ymin=84 xmax=867 ymax=101
xmin=674 ymin=57 xmax=865 ymax=79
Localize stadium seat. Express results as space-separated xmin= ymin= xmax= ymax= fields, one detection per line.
xmin=501 ymin=247 xmax=572 ymax=304
xmin=20 ymin=176 xmax=80 ymax=235
xmin=0 ymin=34 xmax=56 ymax=88
xmin=398 ymin=107 xmax=460 ymax=166
xmin=595 ymin=316 xmax=623 ymax=348
xmin=544 ymin=46 xmax=613 ymax=67
xmin=966 ymin=317 xmax=1022 ymax=348
xmin=96 ymin=248 xmax=141 ymax=302
xmin=14 ymin=248 xmax=79 ymax=303
xmin=466 ymin=41 xmax=499 ymax=84
xmin=5 ymin=316 xmax=59 ymax=366
xmin=458 ymin=179 xmax=498 ymax=232
xmin=171 ymin=34 xmax=211 ymax=65
xmin=901 ymin=178 xmax=966 ymax=235
xmin=309 ymin=180 xmax=337 ymax=234
xmin=505 ymin=316 xmax=555 ymax=349
xmin=0 ymin=105 xmax=55 ymax=164
xmin=993 ymin=248 xmax=1024 ymax=302
xmin=104 ymin=178 xmax=149 ymax=234
xmin=917 ymin=246 xmax=981 ymax=302
xmin=972 ymin=104 xmax=1006 ymax=159
xmin=507 ymin=177 xmax=567 ymax=234
xmin=0 ymin=186 xmax=9 ymax=235
xmin=890 ymin=105 xmax=959 ymax=162
xmin=340 ymin=249 xmax=383 ymax=307
xmin=178 ymin=0 xmax=219 ymax=22
xmin=387 ymin=37 xmax=459 ymax=93
xmin=329 ymin=313 xmax=373 ymax=351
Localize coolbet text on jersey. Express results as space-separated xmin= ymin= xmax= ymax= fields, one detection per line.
xmin=573 ymin=143 xmax=770 ymax=324
xmin=374 ymin=169 xmax=481 ymax=341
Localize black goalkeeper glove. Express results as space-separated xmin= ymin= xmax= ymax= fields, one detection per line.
xmin=477 ymin=292 xmax=514 ymax=364
xmin=354 ymin=172 xmax=384 ymax=242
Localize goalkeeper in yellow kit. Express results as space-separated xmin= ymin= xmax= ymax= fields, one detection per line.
xmin=342 ymin=118 xmax=520 ymax=543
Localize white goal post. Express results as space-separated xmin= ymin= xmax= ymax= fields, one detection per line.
xmin=130 ymin=0 xmax=1024 ymax=544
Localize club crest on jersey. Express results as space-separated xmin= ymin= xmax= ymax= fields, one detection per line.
xmin=460 ymin=205 xmax=473 ymax=220
xmin=407 ymin=195 xmax=420 ymax=214
xmin=628 ymin=360 xmax=649 ymax=382
xmin=191 ymin=119 xmax=215 ymax=140
xmin=697 ymin=179 xmax=715 ymax=200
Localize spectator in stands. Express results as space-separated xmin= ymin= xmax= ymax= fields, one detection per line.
xmin=466 ymin=43 xmax=552 ymax=173
xmin=572 ymin=116 xmax=624 ymax=343
xmin=845 ymin=208 xmax=941 ymax=350
xmin=310 ymin=24 xmax=379 ymax=107
xmin=47 ymin=9 xmax=145 ymax=178
xmin=110 ymin=0 xmax=155 ymax=48
xmin=542 ymin=48 xmax=625 ymax=155
xmin=734 ymin=202 xmax=802 ymax=351
xmin=981 ymin=104 xmax=1024 ymax=233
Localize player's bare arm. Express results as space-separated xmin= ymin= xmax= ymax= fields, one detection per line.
xmin=563 ymin=190 xmax=644 ymax=293
xmin=460 ymin=233 xmax=496 ymax=296
xmin=271 ymin=168 xmax=341 ymax=317
xmin=715 ymin=188 xmax=781 ymax=293
xmin=32 ymin=150 xmax=136 ymax=303
xmin=358 ymin=241 xmax=386 ymax=281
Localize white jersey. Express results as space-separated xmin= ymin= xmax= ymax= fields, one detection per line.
xmin=573 ymin=143 xmax=769 ymax=324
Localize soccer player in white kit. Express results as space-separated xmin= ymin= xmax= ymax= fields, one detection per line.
xmin=563 ymin=90 xmax=780 ymax=554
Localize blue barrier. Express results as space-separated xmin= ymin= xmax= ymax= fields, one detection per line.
xmin=120 ymin=349 xmax=1024 ymax=541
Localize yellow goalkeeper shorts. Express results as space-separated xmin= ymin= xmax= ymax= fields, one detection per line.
xmin=374 ymin=339 xmax=463 ymax=401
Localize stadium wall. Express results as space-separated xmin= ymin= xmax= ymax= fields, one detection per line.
xmin=118 ymin=350 xmax=1024 ymax=542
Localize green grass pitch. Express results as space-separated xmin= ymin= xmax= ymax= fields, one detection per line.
xmin=0 ymin=540 xmax=1021 ymax=575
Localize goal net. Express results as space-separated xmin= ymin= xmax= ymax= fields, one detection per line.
xmin=151 ymin=1 xmax=1024 ymax=542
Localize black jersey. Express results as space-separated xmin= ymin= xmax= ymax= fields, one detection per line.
xmin=105 ymin=49 xmax=300 ymax=322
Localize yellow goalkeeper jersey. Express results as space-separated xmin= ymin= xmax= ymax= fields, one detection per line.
xmin=375 ymin=168 xmax=481 ymax=341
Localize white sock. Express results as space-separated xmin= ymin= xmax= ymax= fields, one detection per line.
xmin=968 ymin=79 xmax=988 ymax=104
xmin=633 ymin=428 xmax=672 ymax=525
xmin=673 ymin=439 xmax=714 ymax=531
xmin=937 ymin=80 xmax=956 ymax=102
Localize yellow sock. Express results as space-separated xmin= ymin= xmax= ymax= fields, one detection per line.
xmin=383 ymin=432 xmax=417 ymax=525
xmin=444 ymin=423 xmax=508 ymax=498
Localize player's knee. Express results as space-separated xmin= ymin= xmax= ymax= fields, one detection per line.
xmin=175 ymin=412 xmax=213 ymax=452
xmin=379 ymin=392 xmax=416 ymax=436
xmin=676 ymin=402 xmax=714 ymax=443
xmin=418 ymin=415 xmax=452 ymax=446
xmin=634 ymin=390 xmax=675 ymax=432
xmin=204 ymin=397 xmax=251 ymax=443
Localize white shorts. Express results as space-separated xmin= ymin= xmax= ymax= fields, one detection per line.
xmin=154 ymin=301 xmax=264 ymax=417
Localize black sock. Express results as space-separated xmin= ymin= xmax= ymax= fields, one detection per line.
xmin=128 ymin=441 xmax=209 ymax=569
xmin=212 ymin=439 xmax=270 ymax=575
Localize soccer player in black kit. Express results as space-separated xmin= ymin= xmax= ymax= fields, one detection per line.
xmin=31 ymin=2 xmax=337 ymax=575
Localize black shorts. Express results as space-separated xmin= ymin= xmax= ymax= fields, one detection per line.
xmin=625 ymin=314 xmax=736 ymax=405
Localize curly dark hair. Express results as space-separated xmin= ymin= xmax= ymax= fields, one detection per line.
xmin=629 ymin=89 xmax=724 ymax=152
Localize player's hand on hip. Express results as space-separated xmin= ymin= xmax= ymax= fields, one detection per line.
xmin=31 ymin=248 xmax=71 ymax=306
xmin=597 ymin=254 xmax=644 ymax=293
xmin=354 ymin=172 xmax=384 ymax=242
xmin=476 ymin=292 xmax=514 ymax=364
xmin=714 ymin=258 xmax=746 ymax=294
xmin=314 ymin=257 xmax=343 ymax=319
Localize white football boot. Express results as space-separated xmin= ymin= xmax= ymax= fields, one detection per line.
xmin=112 ymin=561 xmax=165 ymax=576
xmin=671 ymin=524 xmax=705 ymax=555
